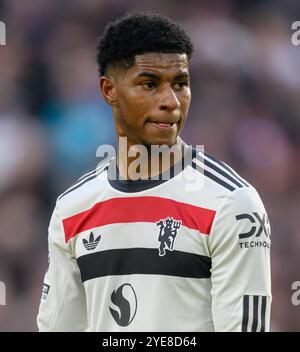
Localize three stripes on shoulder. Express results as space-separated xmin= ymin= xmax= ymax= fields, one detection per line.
xmin=192 ymin=151 xmax=250 ymax=192
xmin=58 ymin=160 xmax=110 ymax=200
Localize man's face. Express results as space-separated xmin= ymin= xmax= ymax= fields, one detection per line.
xmin=104 ymin=53 xmax=191 ymax=147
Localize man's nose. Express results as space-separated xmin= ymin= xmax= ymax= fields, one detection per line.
xmin=159 ymin=85 xmax=180 ymax=112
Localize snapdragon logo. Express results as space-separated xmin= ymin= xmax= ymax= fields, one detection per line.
xmin=0 ymin=21 xmax=6 ymax=46
xmin=291 ymin=281 xmax=300 ymax=306
xmin=291 ymin=21 xmax=300 ymax=46
xmin=0 ymin=281 xmax=6 ymax=305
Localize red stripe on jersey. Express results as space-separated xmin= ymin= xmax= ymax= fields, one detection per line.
xmin=62 ymin=196 xmax=216 ymax=243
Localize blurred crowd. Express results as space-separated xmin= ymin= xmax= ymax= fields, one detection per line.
xmin=0 ymin=0 xmax=299 ymax=331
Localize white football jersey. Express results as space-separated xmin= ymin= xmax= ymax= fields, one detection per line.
xmin=37 ymin=146 xmax=272 ymax=331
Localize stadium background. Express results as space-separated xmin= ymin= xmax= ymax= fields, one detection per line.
xmin=0 ymin=0 xmax=299 ymax=331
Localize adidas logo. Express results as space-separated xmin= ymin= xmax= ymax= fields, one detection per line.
xmin=83 ymin=232 xmax=101 ymax=251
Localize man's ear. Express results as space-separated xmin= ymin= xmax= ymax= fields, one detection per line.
xmin=99 ymin=76 xmax=116 ymax=106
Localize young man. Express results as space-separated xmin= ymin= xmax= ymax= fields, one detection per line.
xmin=37 ymin=12 xmax=272 ymax=332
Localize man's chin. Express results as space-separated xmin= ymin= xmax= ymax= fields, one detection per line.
xmin=143 ymin=135 xmax=178 ymax=148
xmin=143 ymin=122 xmax=180 ymax=146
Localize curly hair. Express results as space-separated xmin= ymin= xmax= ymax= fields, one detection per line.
xmin=96 ymin=12 xmax=194 ymax=76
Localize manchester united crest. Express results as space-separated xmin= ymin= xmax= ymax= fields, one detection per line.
xmin=156 ymin=217 xmax=182 ymax=256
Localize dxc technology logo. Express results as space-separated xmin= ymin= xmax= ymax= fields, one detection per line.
xmin=236 ymin=212 xmax=271 ymax=249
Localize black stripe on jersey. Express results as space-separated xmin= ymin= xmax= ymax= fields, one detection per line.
xmin=58 ymin=165 xmax=108 ymax=200
xmin=191 ymin=161 xmax=236 ymax=192
xmin=261 ymin=296 xmax=267 ymax=332
xmin=196 ymin=153 xmax=244 ymax=189
xmin=251 ymin=295 xmax=259 ymax=332
xmin=58 ymin=172 xmax=99 ymax=200
xmin=242 ymin=295 xmax=249 ymax=332
xmin=77 ymin=248 xmax=212 ymax=282
xmin=203 ymin=151 xmax=249 ymax=187
xmin=77 ymin=166 xmax=100 ymax=181
xmin=78 ymin=158 xmax=113 ymax=181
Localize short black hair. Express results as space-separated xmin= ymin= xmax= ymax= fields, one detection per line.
xmin=97 ymin=12 xmax=193 ymax=76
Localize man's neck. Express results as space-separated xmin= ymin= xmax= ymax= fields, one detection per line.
xmin=116 ymin=137 xmax=188 ymax=180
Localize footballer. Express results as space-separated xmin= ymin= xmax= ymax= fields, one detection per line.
xmin=37 ymin=12 xmax=272 ymax=332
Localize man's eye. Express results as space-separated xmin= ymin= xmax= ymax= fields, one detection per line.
xmin=174 ymin=81 xmax=188 ymax=89
xmin=141 ymin=81 xmax=156 ymax=89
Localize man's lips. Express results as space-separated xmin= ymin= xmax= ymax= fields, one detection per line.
xmin=147 ymin=118 xmax=179 ymax=129
xmin=149 ymin=122 xmax=176 ymax=129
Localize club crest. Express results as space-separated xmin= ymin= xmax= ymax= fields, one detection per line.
xmin=156 ymin=217 xmax=182 ymax=256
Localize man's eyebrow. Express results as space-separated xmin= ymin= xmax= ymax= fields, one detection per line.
xmin=175 ymin=72 xmax=189 ymax=79
xmin=136 ymin=71 xmax=189 ymax=79
xmin=136 ymin=71 xmax=160 ymax=79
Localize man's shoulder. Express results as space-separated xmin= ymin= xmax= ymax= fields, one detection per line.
xmin=190 ymin=147 xmax=253 ymax=196
xmin=191 ymin=149 xmax=268 ymax=222
xmin=56 ymin=158 xmax=111 ymax=212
